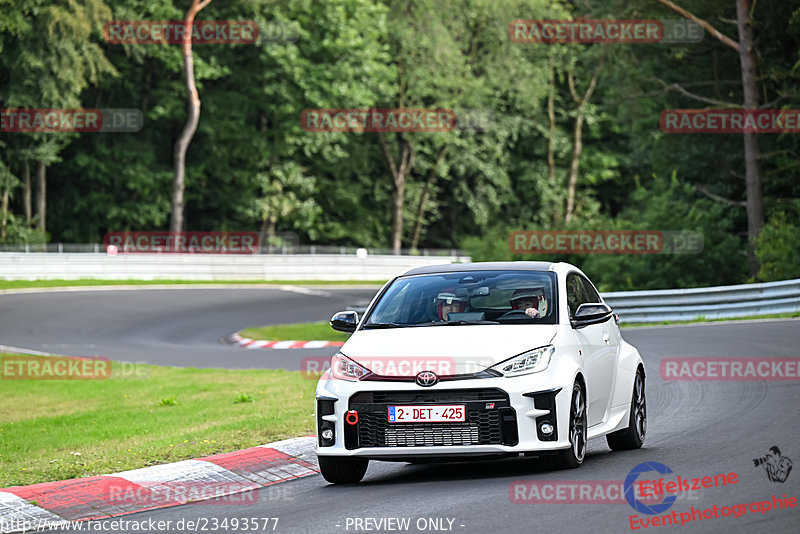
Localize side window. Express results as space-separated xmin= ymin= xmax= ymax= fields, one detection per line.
xmin=579 ymin=276 xmax=601 ymax=304
xmin=566 ymin=274 xmax=586 ymax=318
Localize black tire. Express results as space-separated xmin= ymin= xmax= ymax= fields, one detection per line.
xmin=318 ymin=456 xmax=369 ymax=484
xmin=607 ymin=368 xmax=646 ymax=451
xmin=553 ymin=383 xmax=587 ymax=469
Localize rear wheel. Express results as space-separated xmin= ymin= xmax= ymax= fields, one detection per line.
xmin=318 ymin=456 xmax=369 ymax=484
xmin=607 ymin=368 xmax=646 ymax=451
xmin=553 ymin=383 xmax=587 ymax=469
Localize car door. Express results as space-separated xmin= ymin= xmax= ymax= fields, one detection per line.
xmin=567 ymin=273 xmax=617 ymax=426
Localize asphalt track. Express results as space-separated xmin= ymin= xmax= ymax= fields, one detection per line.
xmin=0 ymin=286 xmax=378 ymax=369
xmin=2 ymin=288 xmax=799 ymax=533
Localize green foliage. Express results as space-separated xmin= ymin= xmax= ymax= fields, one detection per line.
xmin=464 ymin=173 xmax=749 ymax=290
xmin=0 ymin=212 xmax=48 ymax=245
xmin=755 ymin=204 xmax=800 ymax=282
xmin=578 ymin=174 xmax=748 ymax=291
xmin=0 ymin=0 xmax=797 ymax=290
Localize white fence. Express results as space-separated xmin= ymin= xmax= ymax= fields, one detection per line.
xmin=602 ymin=278 xmax=800 ymax=323
xmin=0 ymin=252 xmax=468 ymax=281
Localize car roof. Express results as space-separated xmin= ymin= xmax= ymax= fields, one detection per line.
xmin=401 ymin=261 xmax=559 ymax=277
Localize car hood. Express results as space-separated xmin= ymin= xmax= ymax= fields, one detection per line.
xmin=341 ymin=325 xmax=558 ymax=376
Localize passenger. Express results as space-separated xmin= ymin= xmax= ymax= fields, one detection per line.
xmin=509 ymin=288 xmax=547 ymax=318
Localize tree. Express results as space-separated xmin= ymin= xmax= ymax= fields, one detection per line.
xmin=0 ymin=0 xmax=116 ymax=236
xmin=654 ymin=0 xmax=764 ymax=275
xmin=754 ymin=204 xmax=800 ymax=282
xmin=564 ymin=67 xmax=599 ymax=223
xmin=0 ymin=156 xmax=16 ymax=240
xmin=170 ymin=0 xmax=212 ymax=233
xmin=379 ymin=0 xmax=562 ymax=252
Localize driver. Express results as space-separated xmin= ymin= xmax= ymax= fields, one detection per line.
xmin=509 ymin=288 xmax=547 ymax=319
xmin=434 ymin=290 xmax=468 ymax=321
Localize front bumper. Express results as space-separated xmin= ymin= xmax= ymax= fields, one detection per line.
xmin=315 ymin=371 xmax=574 ymax=458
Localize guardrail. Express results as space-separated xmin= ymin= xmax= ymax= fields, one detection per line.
xmin=0 ymin=252 xmax=469 ymax=281
xmin=602 ymin=278 xmax=800 ymax=324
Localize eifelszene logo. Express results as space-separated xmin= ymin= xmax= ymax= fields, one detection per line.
xmin=625 ymin=462 xmax=678 ymax=515
xmin=753 ymin=446 xmax=792 ymax=483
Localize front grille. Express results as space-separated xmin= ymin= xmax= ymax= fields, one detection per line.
xmin=353 ymin=389 xmax=505 ymax=404
xmin=346 ymin=388 xmax=516 ymax=449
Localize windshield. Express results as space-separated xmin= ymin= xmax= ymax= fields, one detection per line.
xmin=363 ymin=270 xmax=558 ymax=328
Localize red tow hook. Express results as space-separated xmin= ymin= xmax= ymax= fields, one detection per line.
xmin=345 ymin=410 xmax=359 ymax=425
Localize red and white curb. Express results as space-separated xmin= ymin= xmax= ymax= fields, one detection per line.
xmin=224 ymin=333 xmax=344 ymax=350
xmin=0 ymin=437 xmax=317 ymax=533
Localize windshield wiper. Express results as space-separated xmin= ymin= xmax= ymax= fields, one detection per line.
xmin=361 ymin=322 xmax=408 ymax=329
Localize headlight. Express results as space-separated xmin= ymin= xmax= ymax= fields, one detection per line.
xmin=491 ymin=345 xmax=554 ymax=377
xmin=330 ymin=352 xmax=372 ymax=381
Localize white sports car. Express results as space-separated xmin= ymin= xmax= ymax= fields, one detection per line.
xmin=315 ymin=261 xmax=646 ymax=483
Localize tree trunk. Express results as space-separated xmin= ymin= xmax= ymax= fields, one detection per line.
xmin=410 ymin=146 xmax=448 ymax=251
xmin=23 ymin=160 xmax=31 ymax=226
xmin=378 ymin=132 xmax=415 ymax=254
xmin=655 ymin=0 xmax=764 ymax=275
xmin=258 ymin=217 xmax=271 ymax=253
xmin=565 ymin=113 xmax=584 ymax=224
xmin=170 ymin=0 xmax=211 ymax=233
xmin=392 ymin=181 xmax=405 ymax=253
xmin=547 ymin=57 xmax=557 ymax=185
xmin=1 ymin=182 xmax=8 ymax=240
xmin=547 ymin=57 xmax=559 ymax=225
xmin=36 ymin=160 xmax=46 ymax=233
xmin=736 ymin=0 xmax=764 ymax=276
xmin=565 ymin=70 xmax=598 ymax=224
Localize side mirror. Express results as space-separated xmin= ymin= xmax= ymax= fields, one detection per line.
xmin=571 ymin=302 xmax=613 ymax=329
xmin=330 ymin=311 xmax=358 ymax=333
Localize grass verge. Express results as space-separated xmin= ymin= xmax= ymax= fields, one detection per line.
xmin=0 ymin=355 xmax=316 ymax=487
xmin=240 ymin=322 xmax=350 ymax=343
xmin=0 ymin=279 xmax=385 ymax=290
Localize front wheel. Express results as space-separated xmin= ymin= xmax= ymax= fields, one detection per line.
xmin=606 ymin=368 xmax=646 ymax=451
xmin=552 ymin=383 xmax=587 ymax=469
xmin=318 ymin=456 xmax=369 ymax=484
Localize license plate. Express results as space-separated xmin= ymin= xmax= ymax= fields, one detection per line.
xmin=387 ymin=405 xmax=465 ymax=423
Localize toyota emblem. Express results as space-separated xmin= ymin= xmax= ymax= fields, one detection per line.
xmin=416 ymin=371 xmax=438 ymax=387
